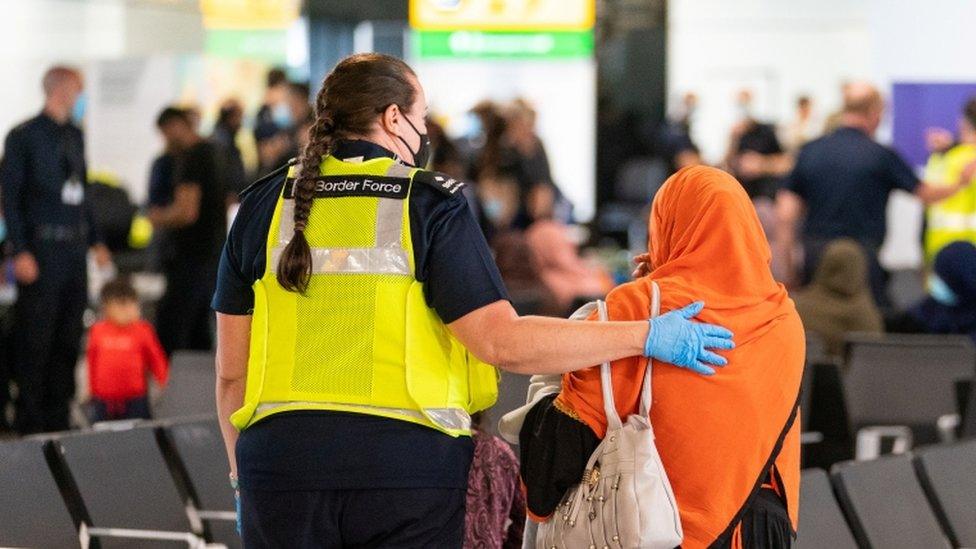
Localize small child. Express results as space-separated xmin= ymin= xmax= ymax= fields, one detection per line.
xmin=86 ymin=278 xmax=168 ymax=422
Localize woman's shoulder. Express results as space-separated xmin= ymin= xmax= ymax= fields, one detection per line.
xmin=604 ymin=278 xmax=654 ymax=321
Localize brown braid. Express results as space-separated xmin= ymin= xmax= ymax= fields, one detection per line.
xmin=276 ymin=53 xmax=417 ymax=293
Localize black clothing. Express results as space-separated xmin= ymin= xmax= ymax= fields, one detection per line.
xmin=155 ymin=140 xmax=225 ymax=355
xmin=236 ymin=411 xmax=474 ymax=491
xmin=240 ymin=485 xmax=466 ymax=548
xmin=735 ymin=121 xmax=784 ymax=200
xmin=783 ymin=126 xmax=919 ymax=249
xmin=0 ymin=112 xmax=97 ymax=434
xmin=214 ymin=140 xmax=509 ymax=502
xmin=166 ymin=141 xmax=226 ymax=264
xmin=518 ymin=393 xmax=600 ymax=518
xmin=147 ymin=152 xmax=176 ymax=207
xmin=0 ymin=113 xmax=95 ymax=255
xmin=211 ymin=125 xmax=247 ymax=195
xmin=91 ymin=396 xmax=151 ymax=422
xmin=13 ymin=245 xmax=87 ymax=433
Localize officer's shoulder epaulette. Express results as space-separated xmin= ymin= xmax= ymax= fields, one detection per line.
xmin=412 ymin=170 xmax=467 ymax=198
xmin=238 ymin=159 xmax=297 ymax=200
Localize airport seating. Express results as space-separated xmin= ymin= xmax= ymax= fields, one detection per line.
xmin=162 ymin=418 xmax=241 ymax=549
xmin=52 ymin=425 xmax=206 ymax=547
xmin=795 ymin=468 xmax=858 ymax=549
xmin=832 ymin=454 xmax=951 ymax=549
xmin=843 ymin=333 xmax=975 ymax=458
xmin=914 ymin=440 xmax=976 ymax=548
xmin=0 ymin=438 xmax=81 ymax=548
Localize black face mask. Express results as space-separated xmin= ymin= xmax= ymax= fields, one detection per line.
xmin=397 ymin=115 xmax=432 ymax=168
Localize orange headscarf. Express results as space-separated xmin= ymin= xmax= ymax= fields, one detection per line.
xmin=558 ymin=166 xmax=804 ymax=548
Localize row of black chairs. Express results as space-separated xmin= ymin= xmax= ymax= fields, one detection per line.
xmin=800 ymin=333 xmax=976 ymax=462
xmin=797 ymin=439 xmax=976 ymax=549
xmin=0 ymin=416 xmax=236 ymax=548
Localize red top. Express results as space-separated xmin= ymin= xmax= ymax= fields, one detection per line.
xmin=87 ymin=320 xmax=169 ymax=400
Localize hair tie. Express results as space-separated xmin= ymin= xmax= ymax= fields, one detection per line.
xmin=294 ymin=219 xmax=307 ymax=233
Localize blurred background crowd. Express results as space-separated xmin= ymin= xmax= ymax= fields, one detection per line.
xmin=0 ymin=0 xmax=973 ymax=471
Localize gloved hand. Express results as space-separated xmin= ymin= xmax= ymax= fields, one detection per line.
xmin=235 ymin=489 xmax=242 ymax=535
xmin=644 ymin=301 xmax=734 ymax=375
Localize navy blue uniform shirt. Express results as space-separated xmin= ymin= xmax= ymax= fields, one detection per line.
xmin=783 ymin=126 xmax=919 ymax=248
xmin=213 ymin=139 xmax=510 ymax=491
xmin=0 ymin=113 xmax=97 ymax=254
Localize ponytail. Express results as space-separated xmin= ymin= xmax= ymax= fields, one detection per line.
xmin=276 ymin=117 xmax=334 ymax=293
xmin=275 ymin=52 xmax=417 ymax=293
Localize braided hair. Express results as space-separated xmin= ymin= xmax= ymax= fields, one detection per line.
xmin=276 ymin=53 xmax=417 ymax=293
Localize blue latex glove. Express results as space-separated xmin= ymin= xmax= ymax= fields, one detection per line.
xmin=644 ymin=301 xmax=735 ymax=375
xmin=235 ymin=490 xmax=242 ymax=535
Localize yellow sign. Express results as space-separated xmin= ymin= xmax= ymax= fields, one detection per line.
xmin=410 ymin=0 xmax=595 ymax=31
xmin=200 ymin=0 xmax=301 ymax=30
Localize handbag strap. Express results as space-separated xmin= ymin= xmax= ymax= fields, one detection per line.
xmin=639 ymin=281 xmax=661 ymax=418
xmin=598 ymin=281 xmax=661 ymax=430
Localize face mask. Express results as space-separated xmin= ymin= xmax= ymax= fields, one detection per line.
xmin=928 ymin=274 xmax=959 ymax=307
xmin=483 ymin=198 xmax=503 ymax=221
xmin=0 ymin=217 xmax=6 ymax=243
xmin=272 ymin=102 xmax=293 ymax=129
xmin=398 ymin=115 xmax=431 ymax=168
xmin=464 ymin=112 xmax=483 ymax=139
xmin=71 ymin=93 xmax=87 ymax=125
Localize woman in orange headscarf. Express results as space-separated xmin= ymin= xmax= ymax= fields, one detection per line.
xmin=551 ymin=166 xmax=804 ymax=548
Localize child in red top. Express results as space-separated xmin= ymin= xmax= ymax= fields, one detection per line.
xmin=87 ymin=279 xmax=168 ymax=421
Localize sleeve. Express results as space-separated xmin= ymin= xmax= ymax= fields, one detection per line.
xmin=412 ymin=182 xmax=510 ymax=324
xmin=0 ymin=129 xmax=29 ymax=254
xmin=78 ymin=130 xmax=100 ymax=247
xmin=211 ymin=176 xmax=280 ymax=314
xmin=141 ymin=322 xmax=169 ymax=386
xmin=212 ymin=223 xmax=255 ymax=314
xmin=883 ymin=146 xmax=921 ymax=193
xmin=173 ymin=146 xmax=206 ymax=190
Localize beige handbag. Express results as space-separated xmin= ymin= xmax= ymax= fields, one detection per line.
xmin=536 ymin=283 xmax=683 ymax=549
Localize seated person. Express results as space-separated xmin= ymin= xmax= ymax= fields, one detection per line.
xmin=521 ymin=166 xmax=804 ymax=548
xmin=525 ymin=218 xmax=613 ymax=314
xmin=887 ymin=240 xmax=976 ymax=343
xmin=793 ymin=238 xmax=883 ymax=358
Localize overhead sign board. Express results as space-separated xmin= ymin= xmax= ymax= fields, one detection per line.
xmin=410 ymin=0 xmax=595 ymax=31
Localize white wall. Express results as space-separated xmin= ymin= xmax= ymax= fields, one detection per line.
xmin=668 ymin=0 xmax=976 ymax=269
xmin=668 ymin=0 xmax=872 ymax=163
xmin=0 ymin=0 xmax=204 ymax=202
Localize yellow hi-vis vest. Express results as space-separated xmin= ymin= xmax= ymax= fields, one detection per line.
xmin=924 ymin=143 xmax=976 ymax=262
xmin=230 ymin=155 xmax=498 ymax=436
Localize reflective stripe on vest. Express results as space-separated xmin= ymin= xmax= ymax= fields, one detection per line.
xmin=270 ymin=162 xmax=414 ymax=275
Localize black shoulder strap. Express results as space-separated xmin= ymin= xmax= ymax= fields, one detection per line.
xmin=411 ymin=170 xmax=466 ymax=196
xmin=238 ymin=159 xmax=296 ymax=199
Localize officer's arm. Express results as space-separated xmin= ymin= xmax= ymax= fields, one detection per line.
xmin=448 ymin=300 xmax=648 ymax=375
xmin=215 ymin=312 xmax=250 ymax=476
xmin=916 ymin=179 xmax=969 ymax=205
xmin=0 ymin=130 xmax=29 ymax=254
xmin=147 ymin=182 xmax=202 ymax=228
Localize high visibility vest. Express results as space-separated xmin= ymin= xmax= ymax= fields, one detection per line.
xmin=230 ymin=155 xmax=498 ymax=436
xmin=924 ymin=144 xmax=976 ymax=262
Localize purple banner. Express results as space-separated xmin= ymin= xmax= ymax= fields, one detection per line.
xmin=892 ymin=82 xmax=976 ymax=169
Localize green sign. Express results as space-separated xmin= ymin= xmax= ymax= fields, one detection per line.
xmin=414 ymin=30 xmax=593 ymax=59
xmin=206 ymin=30 xmax=288 ymax=63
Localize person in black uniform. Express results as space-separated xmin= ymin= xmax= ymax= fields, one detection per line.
xmin=0 ymin=66 xmax=111 ymax=434
xmin=148 ymin=107 xmax=226 ymax=356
